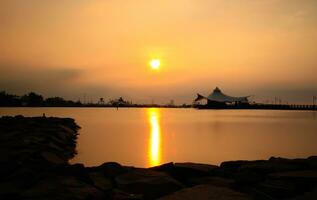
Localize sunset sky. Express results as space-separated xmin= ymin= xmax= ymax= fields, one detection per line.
xmin=1 ymin=0 xmax=317 ymax=104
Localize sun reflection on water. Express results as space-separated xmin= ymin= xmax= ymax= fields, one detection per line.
xmin=147 ymin=108 xmax=161 ymax=167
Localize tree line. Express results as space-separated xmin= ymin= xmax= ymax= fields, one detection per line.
xmin=0 ymin=91 xmax=82 ymax=107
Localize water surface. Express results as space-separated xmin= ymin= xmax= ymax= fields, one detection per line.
xmin=1 ymin=108 xmax=317 ymax=167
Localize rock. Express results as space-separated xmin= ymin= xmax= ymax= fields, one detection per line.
xmin=256 ymin=179 xmax=299 ymax=199
xmin=267 ymin=170 xmax=317 ymax=196
xmin=90 ymin=162 xmax=131 ymax=178
xmin=115 ymin=168 xmax=184 ymax=199
xmin=20 ymin=176 xmax=105 ymax=200
xmin=110 ymin=189 xmax=143 ymax=200
xmin=266 ymin=157 xmax=309 ymax=171
xmin=62 ymin=164 xmax=92 ymax=184
xmin=0 ymin=178 xmax=28 ymax=198
xmin=89 ymin=171 xmax=113 ymax=191
xmin=269 ymin=170 xmax=317 ymax=179
xmin=64 ymin=163 xmax=86 ymax=172
xmin=153 ymin=162 xmax=218 ymax=184
xmin=174 ymin=162 xmax=218 ymax=174
xmin=41 ymin=151 xmax=66 ymax=165
xmin=219 ymin=157 xmax=309 ymax=179
xmin=307 ymin=156 xmax=317 ymax=169
xmin=219 ymin=160 xmax=265 ymax=176
xmin=150 ymin=162 xmax=174 ymax=172
xmin=188 ymin=176 xmax=234 ymax=188
xmin=291 ymin=187 xmax=317 ymax=200
xmin=158 ymin=184 xmax=252 ymax=200
xmin=59 ymin=125 xmax=76 ymax=136
xmin=0 ymin=161 xmax=20 ymax=179
xmin=220 ymin=157 xmax=308 ymax=174
xmin=47 ymin=142 xmax=65 ymax=153
xmin=234 ymin=170 xmax=265 ymax=184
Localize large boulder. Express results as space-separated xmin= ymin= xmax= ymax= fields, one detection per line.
xmin=174 ymin=162 xmax=218 ymax=175
xmin=291 ymin=187 xmax=317 ymax=200
xmin=269 ymin=170 xmax=317 ymax=179
xmin=158 ymin=184 xmax=252 ymax=200
xmin=41 ymin=151 xmax=66 ymax=165
xmin=88 ymin=162 xmax=131 ymax=178
xmin=110 ymin=189 xmax=143 ymax=200
xmin=188 ymin=176 xmax=234 ymax=188
xmin=255 ymin=179 xmax=299 ymax=199
xmin=219 ymin=157 xmax=311 ymax=184
xmin=89 ymin=171 xmax=113 ymax=191
xmin=219 ymin=160 xmax=265 ymax=176
xmin=306 ymin=156 xmax=317 ymax=169
xmin=115 ymin=168 xmax=184 ymax=199
xmin=151 ymin=162 xmax=218 ymax=184
xmin=20 ymin=176 xmax=105 ymax=200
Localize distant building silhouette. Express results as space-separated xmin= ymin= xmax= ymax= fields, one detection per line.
xmin=194 ymin=87 xmax=250 ymax=107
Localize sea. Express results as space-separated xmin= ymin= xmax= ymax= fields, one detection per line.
xmin=1 ymin=107 xmax=317 ymax=167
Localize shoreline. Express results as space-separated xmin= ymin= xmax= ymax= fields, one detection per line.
xmin=1 ymin=106 xmax=317 ymax=112
xmin=1 ymin=115 xmax=317 ymax=199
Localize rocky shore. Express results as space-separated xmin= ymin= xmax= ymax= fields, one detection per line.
xmin=0 ymin=116 xmax=317 ymax=200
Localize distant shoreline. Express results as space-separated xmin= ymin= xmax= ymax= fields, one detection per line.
xmin=1 ymin=105 xmax=317 ymax=111
xmin=0 ymin=105 xmax=190 ymax=108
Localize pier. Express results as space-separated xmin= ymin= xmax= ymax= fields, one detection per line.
xmin=195 ymin=103 xmax=317 ymax=111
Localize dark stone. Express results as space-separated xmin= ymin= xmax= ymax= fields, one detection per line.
xmin=267 ymin=170 xmax=317 ymax=196
xmin=256 ymin=179 xmax=299 ymax=199
xmin=150 ymin=162 xmax=174 ymax=172
xmin=110 ymin=189 xmax=143 ymax=200
xmin=20 ymin=176 xmax=105 ymax=200
xmin=307 ymin=156 xmax=317 ymax=169
xmin=234 ymin=170 xmax=265 ymax=184
xmin=115 ymin=168 xmax=184 ymax=199
xmin=158 ymin=185 xmax=252 ymax=200
xmin=153 ymin=162 xmax=218 ymax=184
xmin=0 ymin=161 xmax=20 ymax=180
xmin=219 ymin=160 xmax=266 ymax=176
xmin=174 ymin=162 xmax=218 ymax=174
xmin=269 ymin=170 xmax=317 ymax=179
xmin=89 ymin=171 xmax=113 ymax=191
xmin=64 ymin=163 xmax=86 ymax=174
xmin=90 ymin=162 xmax=131 ymax=178
xmin=219 ymin=157 xmax=310 ymax=179
xmin=267 ymin=157 xmax=309 ymax=171
xmin=291 ymin=186 xmax=317 ymax=200
xmin=61 ymin=164 xmax=93 ymax=184
xmin=188 ymin=176 xmax=234 ymax=188
xmin=41 ymin=151 xmax=66 ymax=165
xmin=170 ymin=162 xmax=218 ymax=184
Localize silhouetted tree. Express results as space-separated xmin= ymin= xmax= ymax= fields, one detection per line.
xmin=45 ymin=97 xmax=66 ymax=106
xmin=21 ymin=92 xmax=44 ymax=106
xmin=0 ymin=91 xmax=21 ymax=106
xmin=0 ymin=91 xmax=83 ymax=107
xmin=108 ymin=97 xmax=130 ymax=106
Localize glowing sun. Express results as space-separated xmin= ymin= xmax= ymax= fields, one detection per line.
xmin=150 ymin=59 xmax=161 ymax=70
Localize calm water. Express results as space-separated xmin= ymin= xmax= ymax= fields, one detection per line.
xmin=1 ymin=108 xmax=317 ymax=167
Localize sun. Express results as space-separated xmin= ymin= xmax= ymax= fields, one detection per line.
xmin=150 ymin=59 xmax=161 ymax=70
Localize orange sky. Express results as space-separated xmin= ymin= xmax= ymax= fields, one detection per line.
xmin=0 ymin=0 xmax=317 ymax=104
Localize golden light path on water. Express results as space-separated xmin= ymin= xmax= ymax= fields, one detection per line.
xmin=147 ymin=108 xmax=162 ymax=167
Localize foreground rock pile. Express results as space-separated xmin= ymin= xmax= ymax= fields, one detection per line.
xmin=0 ymin=116 xmax=317 ymax=200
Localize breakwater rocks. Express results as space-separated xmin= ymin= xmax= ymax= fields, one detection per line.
xmin=1 ymin=116 xmax=317 ymax=199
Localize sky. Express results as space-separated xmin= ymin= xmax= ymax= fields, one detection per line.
xmin=1 ymin=0 xmax=317 ymax=104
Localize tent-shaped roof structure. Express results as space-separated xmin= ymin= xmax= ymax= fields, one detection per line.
xmin=194 ymin=87 xmax=250 ymax=103
xmin=207 ymin=87 xmax=249 ymax=103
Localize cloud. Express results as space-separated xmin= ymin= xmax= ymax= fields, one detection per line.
xmin=0 ymin=63 xmax=82 ymax=96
